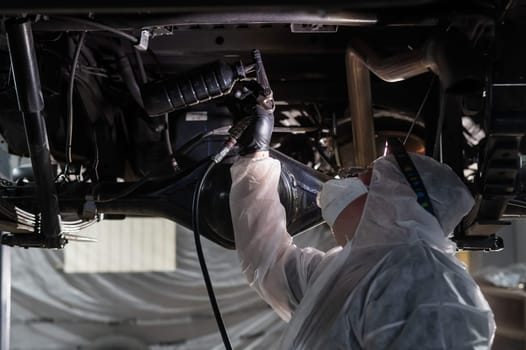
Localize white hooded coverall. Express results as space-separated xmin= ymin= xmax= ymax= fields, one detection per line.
xmin=229 ymin=153 xmax=495 ymax=349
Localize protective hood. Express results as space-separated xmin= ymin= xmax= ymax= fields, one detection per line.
xmin=351 ymin=153 xmax=475 ymax=254
xmin=317 ymin=177 xmax=369 ymax=227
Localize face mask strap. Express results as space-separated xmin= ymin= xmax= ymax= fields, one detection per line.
xmin=385 ymin=137 xmax=436 ymax=217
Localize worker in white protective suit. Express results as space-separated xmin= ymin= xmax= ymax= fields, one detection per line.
xmin=230 ymin=105 xmax=496 ymax=349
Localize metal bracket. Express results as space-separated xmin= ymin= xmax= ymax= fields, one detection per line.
xmin=453 ymin=234 xmax=504 ymax=252
xmin=134 ymin=30 xmax=151 ymax=51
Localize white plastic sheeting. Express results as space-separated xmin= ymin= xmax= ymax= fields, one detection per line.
xmin=10 ymin=224 xmax=333 ymax=349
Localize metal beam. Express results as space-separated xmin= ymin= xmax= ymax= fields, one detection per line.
xmin=6 ymin=19 xmax=63 ymax=248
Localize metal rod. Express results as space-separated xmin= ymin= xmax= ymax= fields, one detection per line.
xmin=6 ymin=19 xmax=63 ymax=248
xmin=433 ymin=88 xmax=447 ymax=161
xmin=493 ymin=83 xmax=526 ymax=87
xmin=66 ymin=31 xmax=86 ymax=169
xmin=345 ymin=49 xmax=377 ymax=167
xmin=135 ymin=11 xmax=378 ymax=27
xmin=403 ymin=76 xmax=436 ymax=145
xmin=252 ymin=49 xmax=272 ymax=98
xmin=35 ymin=11 xmax=377 ymax=31
xmin=0 ymin=245 xmax=10 ymax=350
xmin=51 ymin=16 xmax=138 ymax=43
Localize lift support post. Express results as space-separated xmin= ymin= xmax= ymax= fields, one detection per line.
xmin=5 ymin=18 xmax=63 ymax=248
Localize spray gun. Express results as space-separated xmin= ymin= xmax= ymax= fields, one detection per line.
xmin=210 ymin=49 xmax=274 ymax=163
xmin=253 ymin=49 xmax=275 ymax=112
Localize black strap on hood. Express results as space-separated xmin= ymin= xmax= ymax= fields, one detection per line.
xmin=386 ymin=138 xmax=436 ymax=217
xmin=386 ymin=138 xmax=505 ymax=252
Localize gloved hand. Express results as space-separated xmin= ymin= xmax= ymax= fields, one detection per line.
xmin=238 ymin=104 xmax=274 ymax=155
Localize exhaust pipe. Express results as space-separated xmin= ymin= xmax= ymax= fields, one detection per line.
xmin=345 ymin=51 xmax=377 ymax=167
xmin=348 ymin=30 xmax=485 ymax=94
xmin=94 ymin=150 xmax=329 ymax=249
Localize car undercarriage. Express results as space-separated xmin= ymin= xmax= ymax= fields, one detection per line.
xmin=0 ymin=0 xmax=524 ymax=250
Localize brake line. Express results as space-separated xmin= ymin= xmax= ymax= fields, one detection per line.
xmin=403 ymin=75 xmax=436 ymax=145
xmin=65 ymin=31 xmax=86 ymax=173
